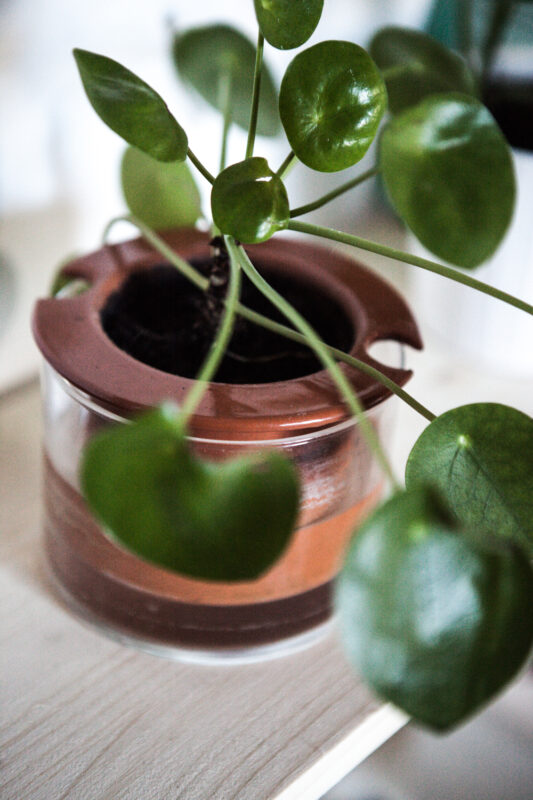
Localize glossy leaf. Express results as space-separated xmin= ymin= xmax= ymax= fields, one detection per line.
xmin=279 ymin=41 xmax=386 ymax=172
xmin=336 ymin=486 xmax=533 ymax=731
xmin=406 ymin=403 xmax=533 ymax=558
xmin=211 ymin=157 xmax=289 ymax=243
xmin=172 ymin=24 xmax=279 ymax=136
xmin=380 ymin=93 xmax=515 ymax=268
xmin=73 ymin=49 xmax=187 ymax=162
xmin=81 ymin=406 xmax=299 ymax=581
xmin=254 ymin=0 xmax=323 ymax=50
xmin=370 ymin=26 xmax=477 ymax=114
xmin=121 ymin=146 xmax=202 ymax=230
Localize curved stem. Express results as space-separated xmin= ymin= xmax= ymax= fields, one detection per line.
xmin=481 ymin=0 xmax=513 ymax=84
xmin=103 ymin=215 xmax=433 ymax=423
xmin=226 ymin=237 xmax=400 ymax=489
xmin=180 ymin=245 xmax=241 ymax=422
xmin=235 ymin=305 xmax=435 ymax=422
xmin=277 ymin=151 xmax=297 ymax=179
xmin=187 ymin=148 xmax=215 ymax=185
xmin=104 ymin=214 xmax=209 ymax=291
xmin=290 ymin=166 xmax=379 ymax=218
xmin=218 ymin=71 xmax=233 ymax=172
xmin=246 ymin=31 xmax=264 ymax=159
xmin=288 ymin=220 xmax=533 ymax=317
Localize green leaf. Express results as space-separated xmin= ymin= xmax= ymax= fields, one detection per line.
xmin=406 ymin=403 xmax=533 ymax=558
xmin=380 ymin=93 xmax=515 ymax=268
xmin=279 ymin=41 xmax=387 ymax=172
xmin=370 ymin=26 xmax=477 ymax=115
xmin=81 ymin=407 xmax=299 ymax=581
xmin=211 ymin=157 xmax=289 ymax=243
xmin=336 ymin=486 xmax=533 ymax=731
xmin=73 ymin=49 xmax=187 ymax=162
xmin=254 ymin=0 xmax=324 ymax=50
xmin=172 ymin=24 xmax=279 ymax=136
xmin=121 ymin=146 xmax=202 ymax=230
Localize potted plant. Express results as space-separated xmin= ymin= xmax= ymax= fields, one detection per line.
xmin=32 ymin=1 xmax=532 ymax=733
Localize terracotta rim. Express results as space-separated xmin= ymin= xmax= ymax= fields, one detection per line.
xmin=33 ymin=229 xmax=422 ymax=437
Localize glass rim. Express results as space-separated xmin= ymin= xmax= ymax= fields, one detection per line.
xmin=46 ymin=365 xmax=394 ymax=447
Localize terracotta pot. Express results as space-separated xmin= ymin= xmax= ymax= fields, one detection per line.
xmin=33 ymin=230 xmax=421 ymax=659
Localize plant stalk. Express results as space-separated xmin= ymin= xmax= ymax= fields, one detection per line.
xmin=218 ymin=72 xmax=233 ymax=172
xmin=290 ymin=166 xmax=379 ymax=218
xmin=235 ymin=305 xmax=436 ymax=422
xmin=246 ymin=31 xmax=264 ymax=159
xmin=187 ymin=148 xmax=215 ymax=185
xmin=288 ymin=220 xmax=533 ymax=317
xmin=104 ymin=214 xmax=208 ymax=291
xmin=481 ymin=0 xmax=514 ymax=85
xmin=226 ymin=237 xmax=400 ymax=489
xmin=277 ymin=151 xmax=297 ymax=179
xmin=179 ymin=245 xmax=241 ymax=422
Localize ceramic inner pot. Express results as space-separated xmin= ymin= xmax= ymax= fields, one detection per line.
xmin=33 ymin=230 xmax=422 ymax=659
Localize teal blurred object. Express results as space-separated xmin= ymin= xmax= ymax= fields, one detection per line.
xmin=426 ymin=0 xmax=533 ymax=54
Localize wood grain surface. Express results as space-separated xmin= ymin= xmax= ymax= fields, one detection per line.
xmin=1 ymin=383 xmax=405 ymax=800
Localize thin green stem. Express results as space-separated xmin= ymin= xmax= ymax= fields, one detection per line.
xmin=288 ymin=220 xmax=533 ymax=317
xmin=277 ymin=151 xmax=297 ymax=179
xmin=180 ymin=245 xmax=241 ymax=422
xmin=187 ymin=148 xmax=215 ymax=185
xmin=105 ymin=214 xmax=208 ymax=291
xmin=235 ymin=305 xmax=435 ymax=422
xmin=246 ymin=31 xmax=264 ymax=159
xmin=290 ymin=166 xmax=379 ymax=218
xmin=458 ymin=0 xmax=475 ymax=74
xmin=481 ymin=0 xmax=514 ymax=84
xmin=226 ymin=237 xmax=400 ymax=488
xmin=218 ymin=71 xmax=233 ymax=172
xmin=104 ymin=215 xmax=433 ymax=423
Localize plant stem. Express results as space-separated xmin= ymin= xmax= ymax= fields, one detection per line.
xmin=458 ymin=0 xmax=475 ymax=74
xmin=226 ymin=237 xmax=400 ymax=489
xmin=290 ymin=166 xmax=379 ymax=218
xmin=235 ymin=305 xmax=436 ymax=422
xmin=277 ymin=151 xmax=297 ymax=179
xmin=104 ymin=214 xmax=209 ymax=291
xmin=288 ymin=220 xmax=533 ymax=317
xmin=246 ymin=31 xmax=264 ymax=159
xmin=218 ymin=71 xmax=233 ymax=172
xmin=481 ymin=0 xmax=514 ymax=85
xmin=180 ymin=244 xmax=241 ymax=422
xmin=104 ymin=215 xmax=434 ymax=423
xmin=187 ymin=148 xmax=215 ymax=185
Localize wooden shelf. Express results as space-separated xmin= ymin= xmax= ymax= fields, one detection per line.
xmin=1 ymin=383 xmax=405 ymax=800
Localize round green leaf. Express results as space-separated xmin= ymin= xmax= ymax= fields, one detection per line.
xmin=73 ymin=49 xmax=187 ymax=162
xmin=211 ymin=157 xmax=289 ymax=243
xmin=254 ymin=0 xmax=324 ymax=50
xmin=370 ymin=26 xmax=477 ymax=115
xmin=336 ymin=486 xmax=533 ymax=731
xmin=81 ymin=406 xmax=299 ymax=581
xmin=406 ymin=403 xmax=533 ymax=558
xmin=121 ymin=146 xmax=202 ymax=230
xmin=279 ymin=41 xmax=387 ymax=172
xmin=380 ymin=92 xmax=515 ymax=268
xmin=172 ymin=24 xmax=279 ymax=136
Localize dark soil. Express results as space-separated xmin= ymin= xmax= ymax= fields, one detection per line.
xmin=101 ymin=249 xmax=354 ymax=384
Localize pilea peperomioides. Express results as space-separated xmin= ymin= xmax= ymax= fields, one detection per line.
xmin=70 ymin=1 xmax=532 ymax=731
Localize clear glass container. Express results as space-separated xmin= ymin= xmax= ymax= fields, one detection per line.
xmin=41 ymin=362 xmax=396 ymax=663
